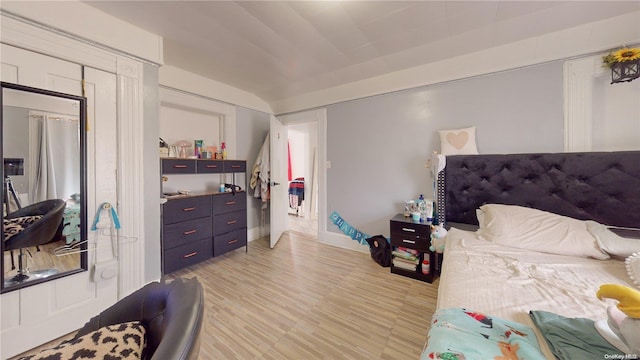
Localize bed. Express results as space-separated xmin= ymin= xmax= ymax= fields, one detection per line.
xmin=62 ymin=202 xmax=81 ymax=244
xmin=423 ymin=151 xmax=640 ymax=360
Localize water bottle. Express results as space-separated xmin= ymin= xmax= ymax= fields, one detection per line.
xmin=417 ymin=194 xmax=426 ymax=222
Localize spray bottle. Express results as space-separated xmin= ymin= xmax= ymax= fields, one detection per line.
xmin=221 ymin=142 xmax=227 ymax=160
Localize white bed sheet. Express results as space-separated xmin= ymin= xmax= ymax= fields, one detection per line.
xmin=437 ymin=227 xmax=632 ymax=359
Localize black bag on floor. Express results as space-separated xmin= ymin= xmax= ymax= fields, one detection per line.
xmin=366 ymin=235 xmax=391 ymax=267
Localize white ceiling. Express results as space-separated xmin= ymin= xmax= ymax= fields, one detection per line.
xmin=84 ymin=1 xmax=640 ymax=105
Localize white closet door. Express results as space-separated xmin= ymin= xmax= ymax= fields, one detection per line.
xmin=0 ymin=44 xmax=118 ymax=359
xmin=564 ymin=55 xmax=640 ymax=152
xmin=269 ymin=115 xmax=288 ymax=248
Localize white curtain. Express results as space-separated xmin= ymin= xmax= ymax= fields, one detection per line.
xmin=29 ymin=114 xmax=58 ymax=203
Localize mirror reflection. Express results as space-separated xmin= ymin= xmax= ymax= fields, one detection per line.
xmin=2 ymin=82 xmax=87 ymax=292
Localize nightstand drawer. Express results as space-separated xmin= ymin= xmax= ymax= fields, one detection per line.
xmin=164 ymin=196 xmax=211 ymax=224
xmin=164 ymin=218 xmax=212 ymax=250
xmin=213 ymin=229 xmax=247 ymax=256
xmin=164 ymin=238 xmax=212 ymax=274
xmin=212 ymin=193 xmax=247 ymax=215
xmin=213 ymin=210 xmax=247 ymax=236
xmin=390 ymin=235 xmax=431 ymax=252
xmin=390 ymin=220 xmax=430 ymax=238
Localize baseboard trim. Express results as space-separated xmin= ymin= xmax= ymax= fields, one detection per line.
xmin=318 ymin=230 xmax=369 ymax=254
xmin=248 ymin=225 xmax=268 ymax=242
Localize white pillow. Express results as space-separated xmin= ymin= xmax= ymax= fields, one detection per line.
xmin=477 ymin=204 xmax=609 ymax=259
xmin=586 ymin=221 xmax=640 ymax=258
xmin=439 ymin=126 xmax=478 ymax=155
xmin=625 ymin=252 xmax=640 ymax=289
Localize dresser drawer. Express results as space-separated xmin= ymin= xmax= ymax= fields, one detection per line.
xmin=223 ymin=160 xmax=246 ymax=173
xmin=197 ymin=160 xmax=223 ymax=173
xmin=164 ymin=196 xmax=211 ymax=224
xmin=213 ymin=229 xmax=247 ymax=256
xmin=162 ymin=159 xmax=196 ymax=174
xmin=164 ymin=218 xmax=212 ymax=250
xmin=163 ymin=238 xmax=212 ymax=274
xmin=212 ymin=193 xmax=246 ymax=215
xmin=213 ymin=210 xmax=247 ymax=236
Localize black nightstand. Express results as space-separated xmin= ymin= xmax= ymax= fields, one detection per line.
xmin=389 ymin=214 xmax=440 ymax=283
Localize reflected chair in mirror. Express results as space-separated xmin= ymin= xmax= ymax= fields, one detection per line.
xmin=3 ymin=199 xmax=66 ymax=286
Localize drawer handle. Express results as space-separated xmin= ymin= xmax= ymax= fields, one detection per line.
xmin=183 ymin=207 xmax=196 ymax=212
xmin=231 ymin=165 xmax=241 ymax=168
xmin=205 ymin=165 xmax=218 ymax=168
xmin=183 ymin=229 xmax=197 ymax=235
xmin=226 ymin=220 xmax=237 ymax=225
xmin=183 ymin=251 xmax=197 ymax=258
xmin=173 ymin=165 xmax=188 ymax=168
xmin=401 ymin=227 xmax=416 ymax=233
xmin=225 ymin=201 xmax=236 ymax=205
xmin=228 ymin=239 xmax=238 ymax=245
xmin=402 ymin=239 xmax=416 ymax=244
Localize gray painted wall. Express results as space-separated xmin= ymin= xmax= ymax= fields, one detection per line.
xmin=236 ymin=106 xmax=270 ymax=229
xmin=144 ymin=60 xmax=565 ymax=274
xmin=326 ymin=61 xmax=564 ymax=238
xmin=143 ymin=63 xmax=161 ymax=282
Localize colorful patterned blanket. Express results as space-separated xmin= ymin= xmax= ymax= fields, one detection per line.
xmin=422 ymin=308 xmax=545 ymax=360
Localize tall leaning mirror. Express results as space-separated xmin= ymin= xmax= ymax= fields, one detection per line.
xmin=1 ymin=82 xmax=87 ymax=293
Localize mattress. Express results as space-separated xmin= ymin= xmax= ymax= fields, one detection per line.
xmin=436 ymin=227 xmax=632 ymax=359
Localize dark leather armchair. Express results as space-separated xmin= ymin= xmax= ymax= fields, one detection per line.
xmin=4 ymin=199 xmax=66 ymax=284
xmin=75 ymin=278 xmax=204 ymax=360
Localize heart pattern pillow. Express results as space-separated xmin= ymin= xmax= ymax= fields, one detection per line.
xmin=439 ymin=126 xmax=478 ymax=155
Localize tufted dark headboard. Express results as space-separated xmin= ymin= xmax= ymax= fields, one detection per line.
xmin=437 ymin=151 xmax=640 ymax=228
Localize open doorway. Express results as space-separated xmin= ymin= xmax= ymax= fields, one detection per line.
xmin=286 ymin=122 xmax=318 ymax=236
xmin=279 ymin=112 xmax=321 ymax=238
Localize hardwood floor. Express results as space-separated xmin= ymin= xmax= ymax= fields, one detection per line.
xmin=166 ymin=230 xmax=438 ymax=359
xmin=11 ymin=230 xmax=439 ymax=359
xmin=3 ymin=240 xmax=81 ymax=282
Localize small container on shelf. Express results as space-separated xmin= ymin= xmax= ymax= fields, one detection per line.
xmin=221 ymin=142 xmax=228 ymax=159
xmin=421 ymin=259 xmax=430 ymax=275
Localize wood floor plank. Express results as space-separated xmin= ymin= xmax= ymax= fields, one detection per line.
xmin=12 ymin=226 xmax=438 ymax=360
xmin=167 ymin=229 xmax=438 ymax=359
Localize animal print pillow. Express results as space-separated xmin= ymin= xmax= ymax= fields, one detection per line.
xmin=18 ymin=321 xmax=146 ymax=360
xmin=3 ymin=215 xmax=43 ymax=241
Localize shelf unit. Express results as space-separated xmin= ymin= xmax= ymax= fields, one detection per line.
xmin=161 ymin=159 xmax=247 ymax=274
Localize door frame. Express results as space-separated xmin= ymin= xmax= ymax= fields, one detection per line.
xmin=1 ymin=14 xmax=149 ymax=358
xmin=277 ymin=109 xmax=326 ymax=243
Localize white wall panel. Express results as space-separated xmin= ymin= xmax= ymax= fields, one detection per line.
xmin=1 ymin=1 xmax=163 ymax=65
xmin=565 ymin=53 xmax=640 ymax=152
xmin=1 ymin=13 xmax=146 ymax=355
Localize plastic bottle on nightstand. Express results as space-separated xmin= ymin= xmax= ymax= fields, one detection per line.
xmin=417 ymin=194 xmax=426 ymax=222
xmin=422 ymin=259 xmax=430 ymax=275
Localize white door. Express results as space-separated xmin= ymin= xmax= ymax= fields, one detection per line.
xmin=269 ymin=115 xmax=288 ymax=248
xmin=0 ymin=44 xmax=118 ymax=358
